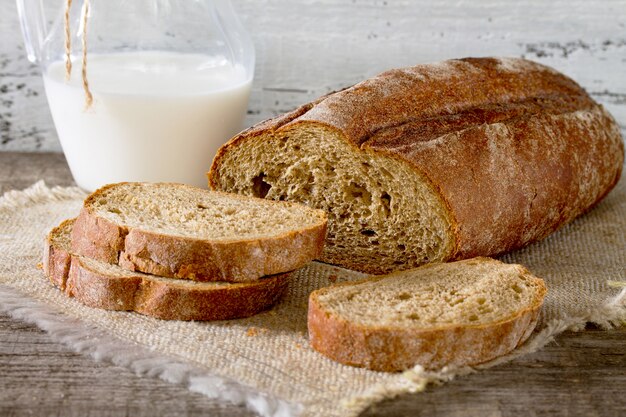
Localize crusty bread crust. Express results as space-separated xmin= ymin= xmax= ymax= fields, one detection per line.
xmin=71 ymin=182 xmax=327 ymax=283
xmin=209 ymin=57 xmax=624 ymax=272
xmin=307 ymin=259 xmax=547 ymax=372
xmin=43 ymin=219 xmax=74 ymax=291
xmin=45 ymin=219 xmax=290 ymax=321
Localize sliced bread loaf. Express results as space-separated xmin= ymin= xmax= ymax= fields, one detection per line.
xmin=45 ymin=219 xmax=290 ymax=320
xmin=308 ymin=257 xmax=547 ymax=371
xmin=70 ymin=182 xmax=327 ymax=282
xmin=209 ymin=57 xmax=624 ymax=274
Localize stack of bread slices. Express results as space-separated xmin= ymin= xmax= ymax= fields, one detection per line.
xmin=43 ymin=182 xmax=328 ymax=321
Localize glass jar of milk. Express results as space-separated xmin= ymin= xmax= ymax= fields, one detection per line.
xmin=17 ymin=0 xmax=254 ymax=191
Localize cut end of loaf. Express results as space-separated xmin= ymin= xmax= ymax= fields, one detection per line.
xmin=307 ymin=257 xmax=547 ymax=371
xmin=210 ymin=123 xmax=454 ymax=274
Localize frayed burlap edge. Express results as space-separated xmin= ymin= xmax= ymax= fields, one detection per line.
xmin=1 ymin=181 xmax=625 ymax=417
xmin=0 ymin=180 xmax=86 ymax=210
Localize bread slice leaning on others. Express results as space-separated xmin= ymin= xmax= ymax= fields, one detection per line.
xmin=70 ymin=182 xmax=328 ymax=283
xmin=308 ymin=258 xmax=547 ymax=372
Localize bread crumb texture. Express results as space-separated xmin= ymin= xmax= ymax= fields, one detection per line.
xmin=213 ymin=127 xmax=453 ymax=272
xmin=308 ymin=257 xmax=547 ymax=371
xmin=90 ymin=182 xmax=325 ymax=240
xmin=316 ymin=258 xmax=544 ymax=328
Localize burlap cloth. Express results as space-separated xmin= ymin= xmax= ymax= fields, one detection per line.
xmin=1 ymin=180 xmax=625 ymax=417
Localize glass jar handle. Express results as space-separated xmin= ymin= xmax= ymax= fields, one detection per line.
xmin=16 ymin=0 xmax=48 ymax=63
xmin=214 ymin=0 xmax=255 ymax=77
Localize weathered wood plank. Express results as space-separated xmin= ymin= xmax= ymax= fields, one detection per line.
xmin=1 ymin=0 xmax=625 ymax=152
xmin=0 ymin=152 xmax=74 ymax=194
xmin=2 ymin=315 xmax=625 ymax=417
xmin=0 ymin=313 xmax=254 ymax=417
xmin=363 ymin=326 xmax=626 ymax=417
xmin=0 ymin=152 xmax=625 ymax=417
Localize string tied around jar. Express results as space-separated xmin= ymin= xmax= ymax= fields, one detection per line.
xmin=64 ymin=0 xmax=93 ymax=108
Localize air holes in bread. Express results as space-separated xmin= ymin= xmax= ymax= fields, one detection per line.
xmin=252 ymin=173 xmax=272 ymax=198
xmin=347 ymin=182 xmax=372 ymax=205
xmin=380 ymin=192 xmax=392 ymax=217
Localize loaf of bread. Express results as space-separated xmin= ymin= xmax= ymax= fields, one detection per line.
xmin=71 ymin=182 xmax=327 ymax=282
xmin=209 ymin=57 xmax=624 ymax=274
xmin=308 ymin=258 xmax=547 ymax=371
xmin=45 ymin=219 xmax=290 ymax=320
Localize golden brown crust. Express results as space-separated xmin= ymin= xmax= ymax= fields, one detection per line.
xmin=65 ymin=258 xmax=290 ymax=321
xmin=71 ymin=206 xmax=126 ymax=264
xmin=307 ymin=260 xmax=547 ymax=372
xmin=70 ymin=183 xmax=328 ymax=283
xmin=45 ymin=220 xmax=290 ymax=321
xmin=376 ymin=106 xmax=624 ymax=259
xmin=209 ymin=57 xmax=624 ymax=269
xmin=43 ymin=219 xmax=73 ymax=291
xmin=295 ymin=58 xmax=596 ymax=147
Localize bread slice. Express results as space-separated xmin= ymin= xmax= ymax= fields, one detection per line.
xmin=209 ymin=57 xmax=624 ymax=275
xmin=45 ymin=219 xmax=290 ymax=320
xmin=308 ymin=257 xmax=547 ymax=372
xmin=70 ymin=182 xmax=327 ymax=282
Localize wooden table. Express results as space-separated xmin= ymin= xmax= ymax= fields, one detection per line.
xmin=1 ymin=152 xmax=625 ymax=417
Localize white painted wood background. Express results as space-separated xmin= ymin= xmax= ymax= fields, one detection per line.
xmin=1 ymin=0 xmax=625 ymax=152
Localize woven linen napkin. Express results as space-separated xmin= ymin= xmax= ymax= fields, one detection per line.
xmin=0 ymin=180 xmax=624 ymax=417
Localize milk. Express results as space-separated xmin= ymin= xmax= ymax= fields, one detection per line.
xmin=43 ymin=51 xmax=252 ymax=191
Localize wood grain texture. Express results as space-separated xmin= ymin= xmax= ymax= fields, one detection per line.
xmin=1 ymin=306 xmax=625 ymax=417
xmin=0 ymin=152 xmax=74 ymax=194
xmin=0 ymin=313 xmax=255 ymax=417
xmin=1 ymin=152 xmax=625 ymax=416
xmin=1 ymin=0 xmax=625 ymax=152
